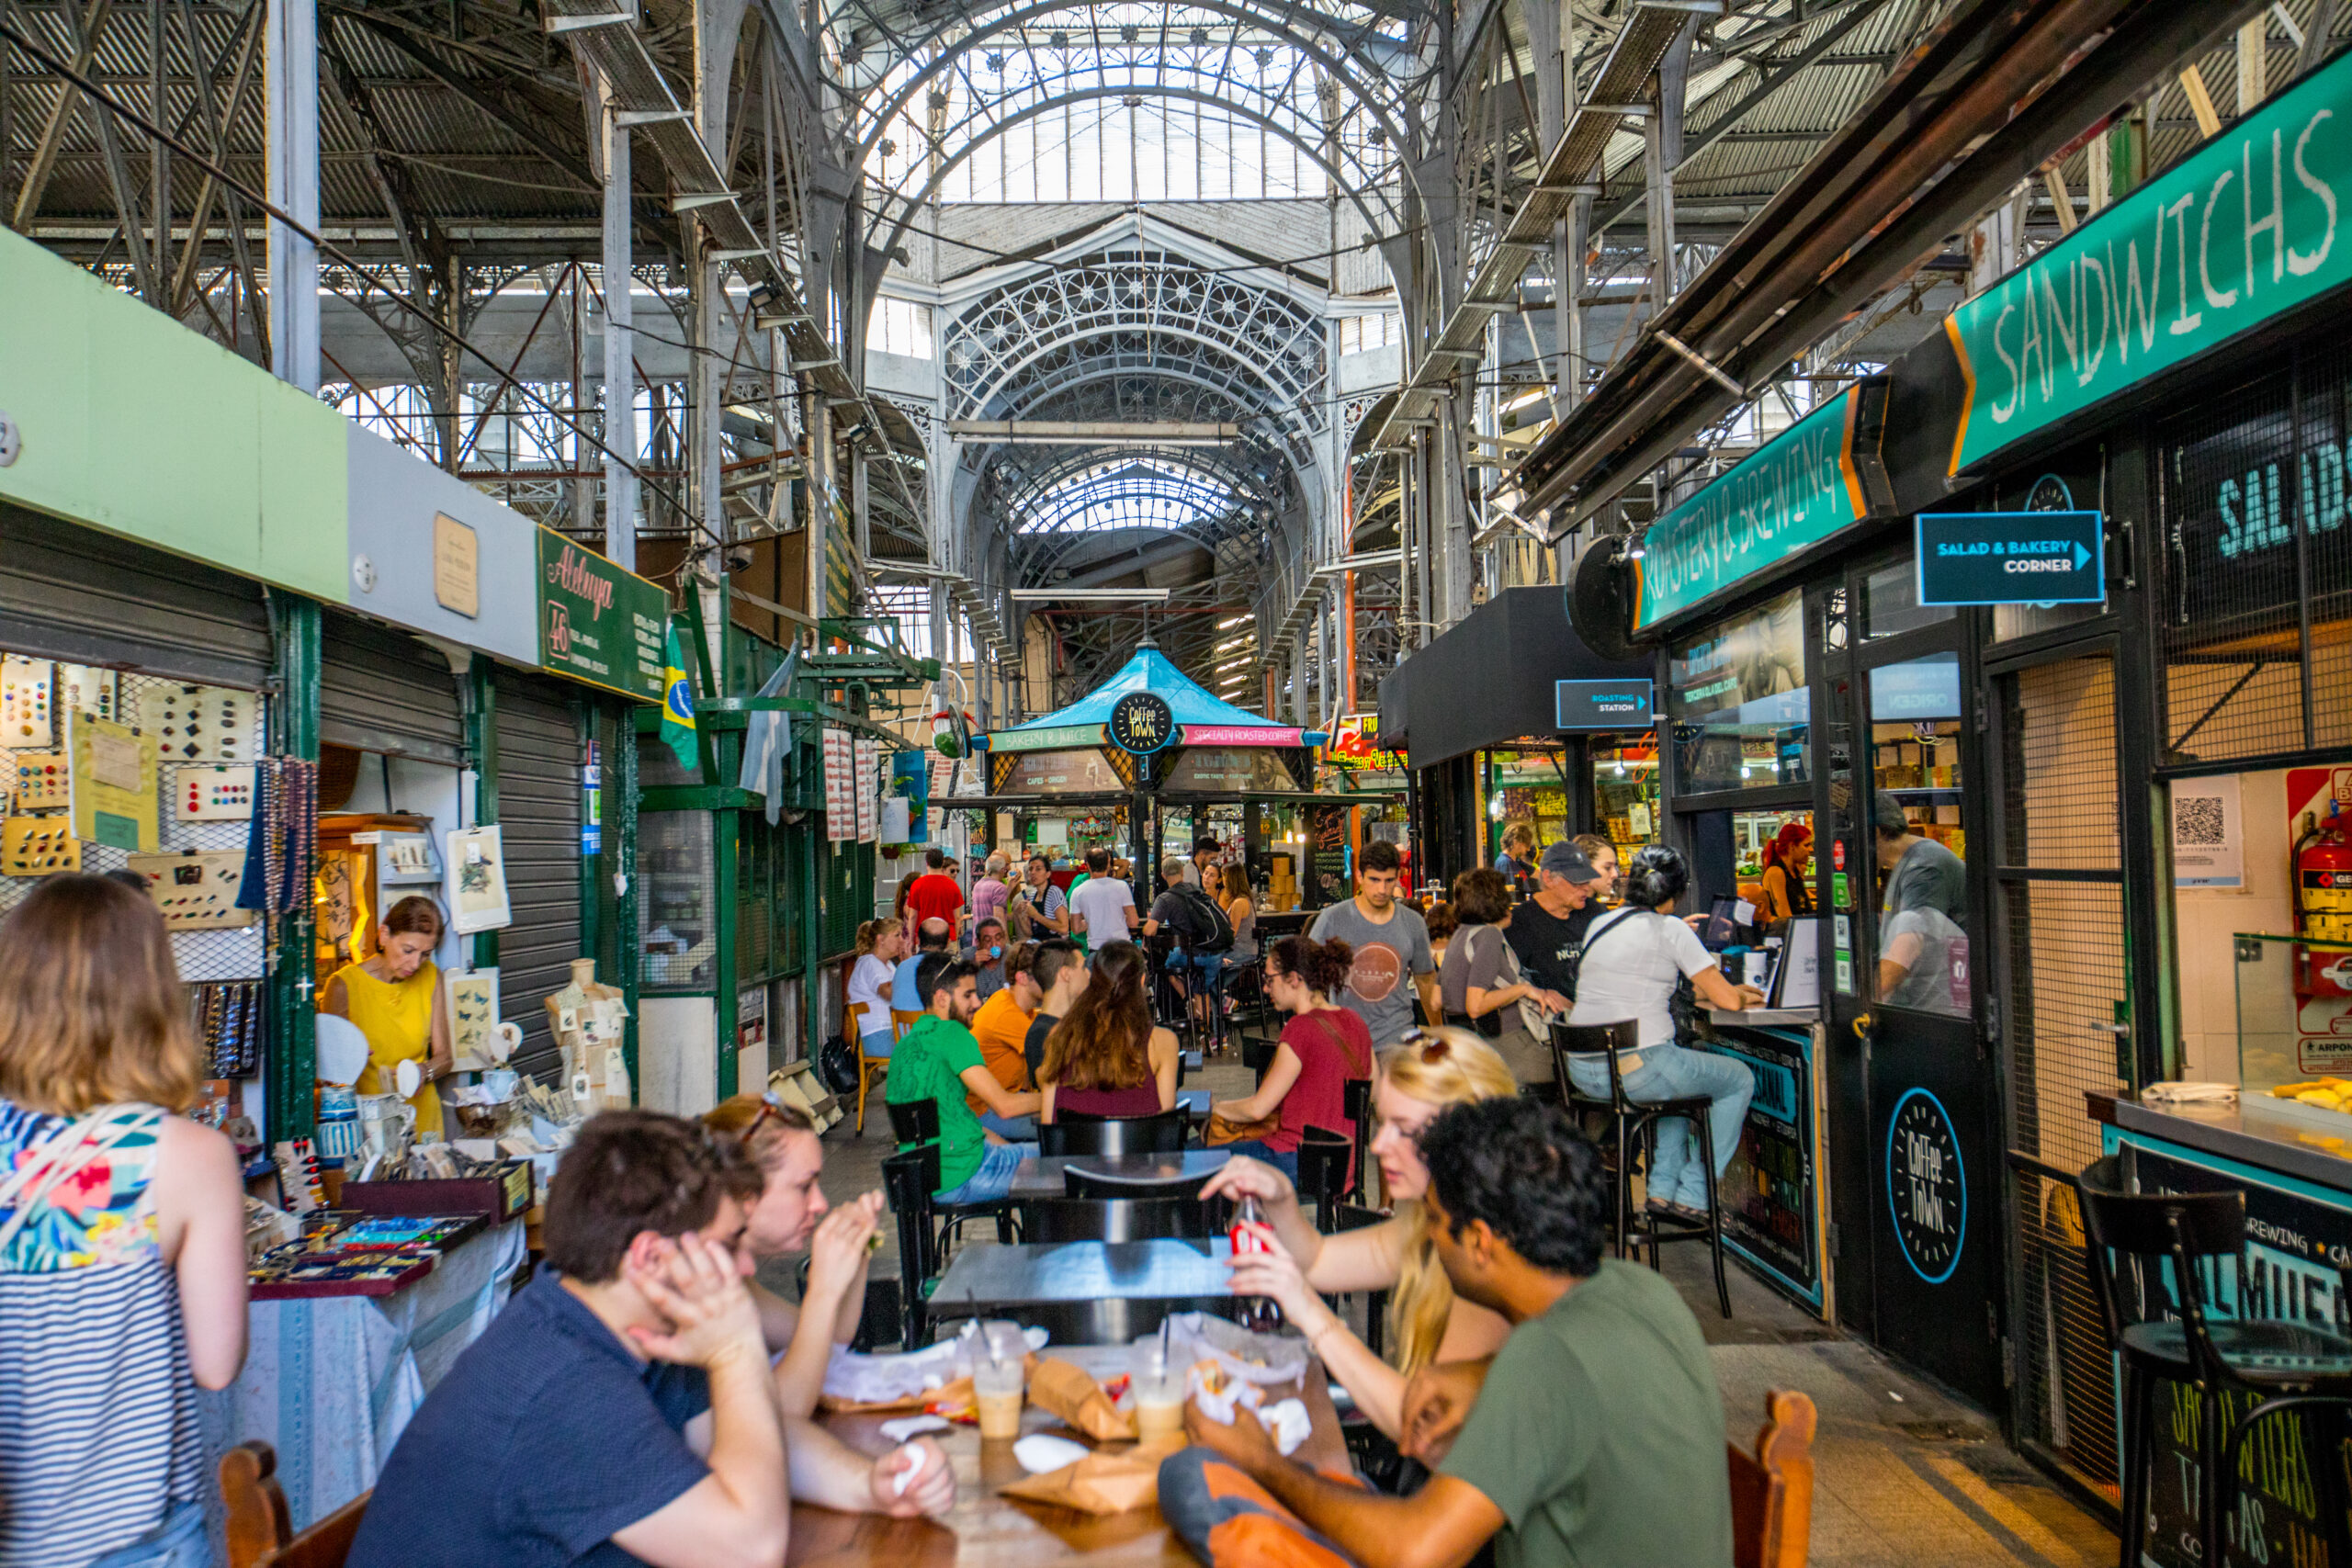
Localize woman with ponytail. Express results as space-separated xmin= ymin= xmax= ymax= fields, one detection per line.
xmin=845 ymin=919 xmax=906 ymax=1058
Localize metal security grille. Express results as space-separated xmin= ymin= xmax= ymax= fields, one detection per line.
xmin=1997 ymin=653 xmax=2128 ymax=1495
xmin=320 ymin=614 xmax=465 ymax=764
xmin=2160 ymin=344 xmax=2352 ymax=762
xmin=495 ymin=673 xmax=585 ymax=1078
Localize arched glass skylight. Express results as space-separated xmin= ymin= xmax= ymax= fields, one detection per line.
xmin=1017 ymin=453 xmax=1245 ymax=534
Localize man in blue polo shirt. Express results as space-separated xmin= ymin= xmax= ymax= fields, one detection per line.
xmin=347 ymin=1110 xmax=954 ymax=1567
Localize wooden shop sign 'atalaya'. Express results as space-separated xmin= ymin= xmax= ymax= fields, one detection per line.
xmin=1946 ymin=48 xmax=2352 ymax=475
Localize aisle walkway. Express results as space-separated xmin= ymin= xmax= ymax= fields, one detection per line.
xmin=791 ymin=1055 xmax=2118 ymax=1568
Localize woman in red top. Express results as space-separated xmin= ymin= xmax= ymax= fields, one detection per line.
xmin=1038 ymin=942 xmax=1180 ymax=1120
xmin=1208 ymin=935 xmax=1372 ymax=1182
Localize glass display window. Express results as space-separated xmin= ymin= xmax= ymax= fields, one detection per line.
xmin=1668 ymin=587 xmax=1811 ymax=794
xmin=1592 ymin=743 xmax=1659 ymax=858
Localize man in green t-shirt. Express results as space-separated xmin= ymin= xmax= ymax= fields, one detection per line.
xmin=1170 ymin=1096 xmax=1733 ymax=1568
xmin=885 ymin=952 xmax=1042 ymax=1203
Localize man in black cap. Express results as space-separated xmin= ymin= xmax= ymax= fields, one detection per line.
xmin=1503 ymin=840 xmax=1605 ymax=1003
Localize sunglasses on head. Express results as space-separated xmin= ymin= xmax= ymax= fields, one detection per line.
xmin=1399 ymin=1027 xmax=1452 ymax=1065
xmin=736 ymin=1091 xmax=787 ymax=1147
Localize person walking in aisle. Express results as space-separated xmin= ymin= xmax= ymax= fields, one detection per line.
xmin=0 ymin=874 xmax=249 ymax=1568
xmin=1307 ymin=840 xmax=1439 ymax=1046
xmin=1069 ymin=845 xmax=1138 ymax=953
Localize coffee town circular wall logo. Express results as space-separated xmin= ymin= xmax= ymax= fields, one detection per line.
xmin=1885 ymin=1088 xmax=1966 ymax=1284
xmin=1109 ymin=692 xmax=1176 ymax=754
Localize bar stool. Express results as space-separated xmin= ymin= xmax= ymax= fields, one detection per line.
xmin=1551 ymin=1019 xmax=1731 ymax=1318
xmin=2075 ymin=1154 xmax=2352 ymax=1568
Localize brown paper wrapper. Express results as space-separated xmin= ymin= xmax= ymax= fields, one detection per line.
xmin=999 ymin=1437 xmax=1186 ymax=1515
xmin=1027 ymin=1357 xmax=1138 ymax=1442
xmin=818 ymin=1374 xmax=976 ymax=1416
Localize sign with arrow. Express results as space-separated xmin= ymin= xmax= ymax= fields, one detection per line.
xmin=1914 ymin=512 xmax=2105 ymax=607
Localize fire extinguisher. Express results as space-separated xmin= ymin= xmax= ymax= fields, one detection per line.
xmin=2294 ymin=801 xmax=2352 ymax=963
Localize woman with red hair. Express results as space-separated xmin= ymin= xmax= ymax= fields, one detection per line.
xmin=1755 ymin=820 xmax=1815 ymax=924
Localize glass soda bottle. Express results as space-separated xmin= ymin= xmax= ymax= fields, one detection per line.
xmin=1229 ymin=1194 xmax=1283 ymax=1333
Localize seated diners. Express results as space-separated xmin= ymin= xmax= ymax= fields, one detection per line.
xmin=1166 ymin=1097 xmax=1733 ymax=1568
xmin=845 ymin=918 xmax=905 ymax=1059
xmin=1023 ymin=937 xmax=1090 ymax=1085
xmin=1037 ymin=941 xmax=1180 ymax=1120
xmin=1200 ymin=1028 xmax=1519 ymax=1437
xmin=885 ymin=953 xmax=1041 ymax=1203
xmin=701 ymin=1094 xmax=885 ymax=1417
xmin=967 ymin=942 xmax=1045 ymax=1138
xmin=1438 ymin=867 xmax=1567 ymax=1088
xmin=1564 ymin=844 xmax=1763 ymax=1223
xmin=346 ymin=1111 xmax=952 ymax=1568
xmin=1205 ymin=934 xmax=1373 ymax=1180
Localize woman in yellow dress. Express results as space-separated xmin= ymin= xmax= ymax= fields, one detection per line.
xmin=321 ymin=895 xmax=453 ymax=1137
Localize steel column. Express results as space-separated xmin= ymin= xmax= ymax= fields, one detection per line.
xmin=265 ymin=0 xmax=317 ymax=390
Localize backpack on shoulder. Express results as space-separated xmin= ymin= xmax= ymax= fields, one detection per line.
xmin=1169 ymin=884 xmax=1236 ymax=953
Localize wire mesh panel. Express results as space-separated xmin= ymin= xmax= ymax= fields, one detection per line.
xmin=2004 ymin=879 xmax=2127 ymax=1171
xmin=2012 ymin=1166 xmax=2117 ymax=1491
xmin=0 ymin=658 xmax=268 ymax=986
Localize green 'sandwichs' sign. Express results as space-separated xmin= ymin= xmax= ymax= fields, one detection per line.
xmin=1632 ymin=387 xmax=1875 ymax=631
xmin=1947 ymin=50 xmax=2352 ymax=475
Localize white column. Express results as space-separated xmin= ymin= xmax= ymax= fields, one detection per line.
xmin=265 ymin=0 xmax=318 ymax=391
xmin=600 ymin=73 xmax=638 ymax=569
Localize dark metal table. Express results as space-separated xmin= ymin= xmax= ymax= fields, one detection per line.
xmin=1008 ymin=1149 xmax=1231 ymax=1200
xmin=926 ymin=1237 xmax=1238 ymax=1342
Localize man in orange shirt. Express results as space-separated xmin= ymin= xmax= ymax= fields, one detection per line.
xmin=967 ymin=944 xmax=1043 ymax=1139
xmin=904 ymin=847 xmax=967 ymax=937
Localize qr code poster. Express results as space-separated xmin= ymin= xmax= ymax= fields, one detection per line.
xmin=2170 ymin=775 xmax=2243 ymax=888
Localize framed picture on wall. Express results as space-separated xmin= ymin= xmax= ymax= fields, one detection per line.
xmin=446 ymin=825 xmax=512 ymax=934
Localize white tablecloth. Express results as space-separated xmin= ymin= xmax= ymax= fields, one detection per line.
xmin=200 ymin=1219 xmax=527 ymax=1529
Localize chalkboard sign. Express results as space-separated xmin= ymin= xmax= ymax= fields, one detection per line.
xmin=2124 ymin=1140 xmax=2352 ymax=1567
xmin=1704 ymin=1026 xmax=1821 ymax=1308
xmin=1305 ymin=806 xmax=1351 ymax=908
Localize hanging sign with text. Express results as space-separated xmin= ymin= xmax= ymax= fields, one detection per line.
xmin=535 ymin=527 xmax=668 ymax=703
xmin=1915 ymin=512 xmax=2106 ymax=605
xmin=1944 ymin=49 xmax=2352 ymax=475
xmin=1555 ymin=679 xmax=1656 ymax=730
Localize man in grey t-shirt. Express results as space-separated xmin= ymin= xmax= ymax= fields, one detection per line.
xmin=1308 ymin=840 xmax=1438 ymax=1045
xmin=1873 ymin=790 xmax=1966 ymax=932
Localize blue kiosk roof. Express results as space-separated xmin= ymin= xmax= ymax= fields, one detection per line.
xmin=1003 ymin=646 xmax=1293 ymax=734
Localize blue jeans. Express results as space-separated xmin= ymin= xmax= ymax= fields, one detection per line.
xmin=89 ymin=1502 xmax=211 ymax=1568
xmin=1566 ymin=1043 xmax=1754 ymax=1211
xmin=1214 ymin=1139 xmax=1298 ymax=1180
xmin=978 ymin=1111 xmax=1037 ymax=1141
xmin=935 ymin=1140 xmax=1036 ymax=1204
xmin=1167 ymin=952 xmax=1225 ymax=998
xmin=860 ymin=1029 xmax=894 ymax=1059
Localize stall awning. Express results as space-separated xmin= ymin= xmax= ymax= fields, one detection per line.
xmin=1379 ymin=587 xmax=1649 ymax=769
xmin=995 ymin=644 xmax=1300 ymax=745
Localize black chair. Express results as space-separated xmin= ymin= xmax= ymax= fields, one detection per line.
xmin=2075 ymin=1154 xmax=2352 ymax=1568
xmin=885 ymin=1099 xmax=1015 ymax=1256
xmin=880 ymin=1146 xmax=940 ymax=1349
xmin=1551 ymin=1019 xmax=1731 ymax=1318
xmin=1068 ymin=1166 xmax=1216 ymax=1202
xmin=1242 ymin=1033 xmax=1279 ymax=1083
xmin=1039 ymin=1108 xmax=1190 ymax=1156
xmin=1022 ymin=1195 xmax=1211 ymax=1243
xmin=1295 ymin=1127 xmax=1352 ymax=1235
xmin=1333 ymin=1202 xmax=1392 ymax=1359
xmin=1341 ymin=1077 xmax=1373 ymax=1201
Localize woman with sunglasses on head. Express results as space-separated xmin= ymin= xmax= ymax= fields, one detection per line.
xmin=1199 ymin=1027 xmax=1518 ymax=1440
xmin=701 ymin=1094 xmax=885 ymax=1417
xmin=1205 ymin=935 xmax=1372 ymax=1180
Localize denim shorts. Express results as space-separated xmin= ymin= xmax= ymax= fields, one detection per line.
xmin=88 ymin=1501 xmax=211 ymax=1568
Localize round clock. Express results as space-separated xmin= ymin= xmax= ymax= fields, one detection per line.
xmin=1885 ymin=1088 xmax=1967 ymax=1284
xmin=1109 ymin=691 xmax=1176 ymax=754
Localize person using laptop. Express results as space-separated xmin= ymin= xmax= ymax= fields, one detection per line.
xmin=1562 ymin=846 xmax=1763 ymax=1224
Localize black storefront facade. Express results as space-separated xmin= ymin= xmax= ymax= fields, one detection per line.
xmin=1404 ymin=48 xmax=2352 ymax=1542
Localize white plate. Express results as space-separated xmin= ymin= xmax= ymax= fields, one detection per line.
xmin=314 ymin=1013 xmax=371 ymax=1087
xmin=394 ymin=1058 xmax=423 ymax=1099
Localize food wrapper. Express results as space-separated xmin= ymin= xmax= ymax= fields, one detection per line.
xmin=999 ymin=1436 xmax=1186 ymax=1516
xmin=1028 ymin=1356 xmax=1137 ymax=1442
xmin=819 ymin=1375 xmax=974 ymax=1416
xmin=1187 ymin=1364 xmax=1312 ymax=1456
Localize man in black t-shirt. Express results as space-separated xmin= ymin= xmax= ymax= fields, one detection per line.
xmin=1022 ymin=938 xmax=1088 ymax=1083
xmin=1504 ymin=841 xmax=1604 ymax=999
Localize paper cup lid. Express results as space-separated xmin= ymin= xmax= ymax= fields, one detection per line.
xmin=394 ymin=1058 xmax=423 ymax=1099
xmin=314 ymin=1013 xmax=371 ymax=1086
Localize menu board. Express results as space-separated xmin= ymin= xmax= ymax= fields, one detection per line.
xmin=1162 ymin=748 xmax=1302 ymax=794
xmin=1703 ymin=1027 xmax=1820 ymax=1308
xmin=2120 ymin=1140 xmax=2352 ymax=1568
xmin=1305 ymin=805 xmax=1351 ymax=908
xmin=995 ymin=749 xmax=1128 ymax=796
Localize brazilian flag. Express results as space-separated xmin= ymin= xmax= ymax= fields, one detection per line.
xmin=662 ymin=621 xmax=698 ymax=771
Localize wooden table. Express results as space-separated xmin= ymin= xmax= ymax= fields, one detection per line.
xmin=791 ymin=1346 xmax=1194 ymax=1568
xmin=1009 ymin=1150 xmax=1231 ymax=1201
xmin=928 ymin=1237 xmax=1238 ymax=1342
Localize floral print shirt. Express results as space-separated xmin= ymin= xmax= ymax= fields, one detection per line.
xmin=0 ymin=1100 xmax=165 ymax=1273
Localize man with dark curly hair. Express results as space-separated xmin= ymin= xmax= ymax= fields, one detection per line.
xmin=1168 ymin=1097 xmax=1732 ymax=1568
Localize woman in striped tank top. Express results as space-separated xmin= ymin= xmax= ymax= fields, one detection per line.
xmin=0 ymin=874 xmax=250 ymax=1568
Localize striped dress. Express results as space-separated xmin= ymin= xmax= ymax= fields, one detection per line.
xmin=0 ymin=1100 xmax=208 ymax=1568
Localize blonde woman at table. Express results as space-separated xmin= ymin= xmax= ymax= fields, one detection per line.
xmin=321 ymin=894 xmax=454 ymax=1138
xmin=0 ymin=874 xmax=248 ymax=1568
xmin=703 ymin=1093 xmax=885 ymax=1418
xmin=1198 ymin=1026 xmax=1517 ymax=1440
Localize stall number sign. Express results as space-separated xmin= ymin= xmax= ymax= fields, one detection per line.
xmin=1109 ymin=692 xmax=1175 ymax=754
xmin=1555 ymin=680 xmax=1655 ymax=730
xmin=1916 ymin=512 xmax=2105 ymax=605
xmin=1885 ymin=1089 xmax=1966 ymax=1284
xmin=536 ymin=527 xmax=667 ymax=702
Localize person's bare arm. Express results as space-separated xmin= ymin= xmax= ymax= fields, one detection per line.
xmin=320 ymin=975 xmax=348 ymax=1017
xmin=1414 ymin=970 xmax=1443 ymax=1027
xmin=1184 ymin=1404 xmax=1504 ymax=1568
xmin=770 ymin=1195 xmax=884 ymax=1417
xmin=783 ymin=1421 xmax=956 ymax=1517
xmin=158 ymin=1116 xmax=249 ymax=1390
xmin=426 ymin=980 xmax=455 ymax=1078
xmin=1122 ymin=902 xmax=1140 ymax=932
xmin=1199 ymin=1156 xmax=1323 ymax=1265
xmin=610 ymin=1236 xmax=791 ymax=1568
xmin=1462 ymin=981 xmax=1535 ymax=1019
xmin=1213 ymin=1042 xmax=1302 ymax=1124
xmin=746 ymin=1279 xmax=802 ymax=1353
xmin=958 ymin=1064 xmax=1041 ymax=1121
xmin=1150 ymin=1027 xmax=1180 ymax=1111
xmin=1690 ymin=964 xmax=1765 ymax=1011
xmin=1398 ymin=1357 xmax=1494 ymax=1466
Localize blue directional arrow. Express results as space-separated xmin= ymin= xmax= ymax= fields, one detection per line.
xmin=2073 ymin=542 xmax=2089 ymax=571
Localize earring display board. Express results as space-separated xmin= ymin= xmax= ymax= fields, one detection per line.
xmin=127 ymin=850 xmax=256 ymax=931
xmin=447 ymin=825 xmax=512 ymax=934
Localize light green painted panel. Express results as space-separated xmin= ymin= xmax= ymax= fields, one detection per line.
xmin=0 ymin=229 xmax=347 ymax=598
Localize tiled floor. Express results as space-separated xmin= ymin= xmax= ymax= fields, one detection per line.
xmin=791 ymin=1052 xmax=2120 ymax=1568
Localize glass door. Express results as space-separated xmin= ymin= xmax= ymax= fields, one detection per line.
xmin=1821 ymin=561 xmax=2003 ymax=1409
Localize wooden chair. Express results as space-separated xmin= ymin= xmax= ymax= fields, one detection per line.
xmin=1726 ymin=1390 xmax=1816 ymax=1568
xmin=220 ymin=1441 xmax=368 ymax=1568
